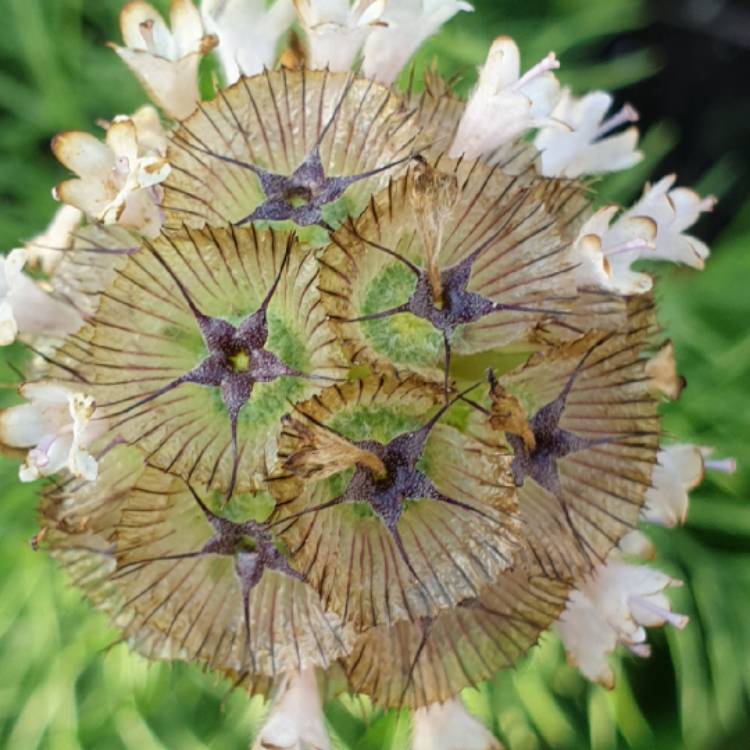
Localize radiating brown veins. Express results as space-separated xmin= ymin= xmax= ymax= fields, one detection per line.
xmin=274 ymin=387 xmax=502 ymax=588
xmin=505 ymin=347 xmax=616 ymax=496
xmin=117 ymin=482 xmax=301 ymax=673
xmin=180 ymin=77 xmax=416 ymax=228
xmin=340 ymin=213 xmax=565 ymax=397
xmin=103 ymin=237 xmax=315 ymax=499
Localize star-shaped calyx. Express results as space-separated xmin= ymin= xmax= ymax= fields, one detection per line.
xmin=181 ymin=77 xmax=416 ymax=229
xmin=117 ymin=482 xmax=301 ymax=674
xmin=502 ymin=346 xmax=615 ymax=496
xmin=105 ymin=236 xmax=320 ymax=498
xmin=273 ymin=385 xmax=502 ymax=588
xmin=340 ymin=206 xmax=563 ymax=397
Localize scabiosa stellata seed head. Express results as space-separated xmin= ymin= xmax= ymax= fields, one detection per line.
xmin=1 ymin=2 xmax=735 ymax=748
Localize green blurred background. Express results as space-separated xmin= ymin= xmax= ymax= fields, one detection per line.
xmin=0 ymin=1 xmax=748 ymax=748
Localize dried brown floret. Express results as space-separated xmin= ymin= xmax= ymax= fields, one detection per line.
xmin=270 ymin=375 xmax=520 ymax=630
xmin=345 ymin=569 xmax=568 ymax=708
xmin=42 ymin=447 xmax=352 ymax=682
xmin=319 ymin=156 xmax=589 ymax=387
xmin=493 ymin=295 xmax=661 ymax=573
xmin=161 ymin=69 xmax=421 ymax=230
xmin=47 ymin=224 xmax=346 ymax=495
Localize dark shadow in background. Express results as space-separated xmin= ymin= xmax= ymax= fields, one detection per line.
xmin=617 ymin=0 xmax=750 ymax=242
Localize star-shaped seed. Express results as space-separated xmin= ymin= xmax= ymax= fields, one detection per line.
xmin=341 ymin=214 xmax=566 ymax=396
xmin=179 ymin=78 xmax=416 ymax=228
xmin=273 ymin=385 xmax=501 ymax=588
xmin=103 ymin=236 xmax=320 ymax=498
xmin=504 ymin=347 xmax=613 ymax=497
xmin=116 ymin=483 xmax=301 ymax=673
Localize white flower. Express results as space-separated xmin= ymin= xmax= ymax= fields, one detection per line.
xmin=570 ymin=205 xmax=656 ymax=294
xmin=0 ymin=249 xmax=83 ymax=346
xmin=450 ymin=36 xmax=560 ymax=160
xmin=644 ymin=444 xmax=705 ymax=528
xmin=412 ymin=699 xmax=502 ymax=750
xmin=571 ymin=177 xmax=714 ymax=295
xmin=201 ymin=0 xmax=295 ymax=83
xmin=110 ymin=0 xmax=218 ymax=120
xmin=24 ymin=205 xmax=83 ymax=276
xmin=557 ymin=562 xmax=688 ymax=688
xmin=251 ymin=669 xmax=330 ymax=750
xmin=0 ymin=383 xmax=107 ymax=482
xmin=295 ymin=0 xmax=386 ymax=72
xmin=362 ymin=0 xmax=474 ymax=85
xmin=52 ymin=112 xmax=171 ymax=239
xmin=535 ymin=88 xmax=642 ymax=178
xmin=625 ymin=174 xmax=716 ymax=269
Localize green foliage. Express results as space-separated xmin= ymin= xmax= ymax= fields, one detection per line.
xmin=1 ymin=0 xmax=748 ymax=748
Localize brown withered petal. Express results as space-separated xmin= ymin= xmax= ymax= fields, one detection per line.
xmin=161 ymin=69 xmax=420 ymax=229
xmin=46 ymin=224 xmax=346 ymax=494
xmin=645 ymin=340 xmax=686 ymax=400
xmin=345 ymin=569 xmax=568 ymax=708
xmin=280 ymin=416 xmax=387 ymax=482
xmin=487 ymin=374 xmax=536 ymax=451
xmin=269 ymin=375 xmax=520 ymax=630
xmin=41 ymin=448 xmax=352 ymax=681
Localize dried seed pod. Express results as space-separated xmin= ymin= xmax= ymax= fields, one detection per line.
xmin=48 ymin=224 xmax=346 ymax=495
xmin=161 ymin=69 xmax=420 ymax=231
xmin=496 ymin=295 xmax=661 ymax=573
xmin=345 ymin=569 xmax=568 ymax=708
xmin=270 ymin=375 xmax=520 ymax=630
xmin=41 ymin=446 xmax=352 ymax=682
xmin=320 ymin=157 xmax=588 ymax=385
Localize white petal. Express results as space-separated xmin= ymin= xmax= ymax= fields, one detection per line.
xmin=0 ymin=403 xmax=57 ymax=447
xmin=362 ymin=0 xmax=473 ymax=85
xmin=170 ymin=0 xmax=207 ymax=57
xmin=0 ymin=300 xmax=18 ymax=346
xmin=557 ymin=590 xmax=617 ymax=688
xmin=412 ymin=699 xmax=502 ymax=750
xmin=52 ymin=131 xmax=115 ymax=179
xmin=120 ymin=1 xmax=172 ymax=53
xmin=251 ymin=670 xmax=331 ymax=750
xmin=9 ymin=272 xmax=84 ymax=338
xmin=118 ymin=186 xmax=166 ymax=238
xmin=24 ymin=205 xmax=83 ymax=275
xmin=105 ymin=119 xmax=140 ymax=163
xmin=643 ymin=444 xmax=704 ymax=527
xmin=54 ymin=178 xmax=117 ymax=220
xmin=203 ymin=0 xmax=294 ymax=82
xmin=112 ymin=45 xmax=203 ymax=120
xmin=126 ymin=105 xmax=169 ymax=156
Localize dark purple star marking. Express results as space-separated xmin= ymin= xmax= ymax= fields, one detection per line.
xmin=102 ymin=237 xmax=327 ymax=499
xmin=504 ymin=349 xmax=611 ymax=496
xmin=339 ymin=190 xmax=570 ymax=397
xmin=181 ymin=77 xmax=417 ymax=228
xmin=272 ymin=385 xmax=505 ymax=588
xmin=116 ymin=482 xmax=301 ymax=674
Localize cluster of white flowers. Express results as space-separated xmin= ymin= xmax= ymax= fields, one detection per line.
xmin=0 ymin=383 xmax=105 ymax=482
